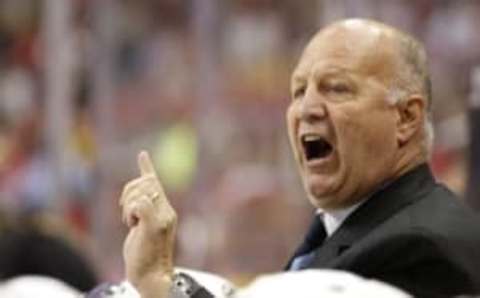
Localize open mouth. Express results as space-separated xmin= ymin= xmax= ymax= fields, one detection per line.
xmin=301 ymin=135 xmax=333 ymax=161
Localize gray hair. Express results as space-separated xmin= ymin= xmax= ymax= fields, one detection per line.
xmin=386 ymin=32 xmax=434 ymax=158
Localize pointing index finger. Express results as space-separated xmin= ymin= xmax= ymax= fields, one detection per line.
xmin=138 ymin=150 xmax=157 ymax=177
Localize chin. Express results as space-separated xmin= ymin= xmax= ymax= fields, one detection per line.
xmin=304 ymin=183 xmax=333 ymax=208
xmin=303 ymin=172 xmax=346 ymax=208
xmin=306 ymin=191 xmax=336 ymax=209
xmin=306 ymin=172 xmax=336 ymax=192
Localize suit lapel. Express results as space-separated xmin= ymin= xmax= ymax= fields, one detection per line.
xmin=311 ymin=164 xmax=436 ymax=267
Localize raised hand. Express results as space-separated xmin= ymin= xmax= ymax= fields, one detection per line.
xmin=121 ymin=151 xmax=177 ymax=298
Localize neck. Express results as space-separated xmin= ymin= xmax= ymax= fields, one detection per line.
xmin=392 ymin=144 xmax=427 ymax=182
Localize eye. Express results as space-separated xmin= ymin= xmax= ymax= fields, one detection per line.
xmin=293 ymin=86 xmax=306 ymax=99
xmin=327 ymin=83 xmax=350 ymax=93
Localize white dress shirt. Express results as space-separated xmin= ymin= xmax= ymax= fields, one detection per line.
xmin=316 ymin=201 xmax=364 ymax=237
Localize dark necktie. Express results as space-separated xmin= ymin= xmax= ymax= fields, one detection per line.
xmin=287 ymin=214 xmax=327 ymax=270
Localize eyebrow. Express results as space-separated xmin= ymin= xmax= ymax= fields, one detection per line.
xmin=290 ymin=72 xmax=307 ymax=90
xmin=292 ymin=66 xmax=352 ymax=86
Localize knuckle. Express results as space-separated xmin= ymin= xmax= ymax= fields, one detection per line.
xmin=136 ymin=197 xmax=154 ymax=214
xmin=122 ymin=191 xmax=138 ymax=206
xmin=145 ymin=173 xmax=156 ymax=180
xmin=122 ymin=179 xmax=139 ymax=199
xmin=124 ymin=178 xmax=139 ymax=192
xmin=123 ymin=202 xmax=135 ymax=215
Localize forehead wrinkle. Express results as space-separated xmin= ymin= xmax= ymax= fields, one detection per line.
xmin=292 ymin=48 xmax=356 ymax=82
xmin=291 ymin=64 xmax=336 ymax=92
xmin=312 ymin=64 xmax=353 ymax=79
xmin=294 ymin=51 xmax=379 ymax=84
xmin=293 ymin=22 xmax=401 ymax=93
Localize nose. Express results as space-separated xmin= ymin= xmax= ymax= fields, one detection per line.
xmin=299 ymin=86 xmax=327 ymax=123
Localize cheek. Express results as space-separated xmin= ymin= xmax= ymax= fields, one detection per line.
xmin=330 ymin=109 xmax=360 ymax=146
xmin=286 ymin=103 xmax=299 ymax=141
xmin=333 ymin=107 xmax=396 ymax=160
xmin=286 ymin=104 xmax=301 ymax=159
xmin=286 ymin=106 xmax=296 ymax=138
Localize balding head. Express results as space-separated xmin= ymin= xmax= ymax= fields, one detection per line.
xmin=287 ymin=19 xmax=432 ymax=209
xmin=303 ymin=19 xmax=431 ymax=109
xmin=294 ymin=18 xmax=433 ymax=154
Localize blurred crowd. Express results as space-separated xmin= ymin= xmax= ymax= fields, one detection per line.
xmin=0 ymin=0 xmax=479 ymax=287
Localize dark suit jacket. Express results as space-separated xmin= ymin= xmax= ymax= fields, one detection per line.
xmin=296 ymin=164 xmax=480 ymax=298
xmin=466 ymin=108 xmax=480 ymax=210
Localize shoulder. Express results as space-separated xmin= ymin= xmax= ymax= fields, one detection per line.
xmin=348 ymin=182 xmax=480 ymax=264
xmin=353 ymin=191 xmax=480 ymax=277
xmin=401 ymin=183 xmax=480 ymax=237
xmin=374 ymin=184 xmax=480 ymax=249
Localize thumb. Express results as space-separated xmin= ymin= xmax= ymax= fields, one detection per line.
xmin=138 ymin=150 xmax=157 ymax=177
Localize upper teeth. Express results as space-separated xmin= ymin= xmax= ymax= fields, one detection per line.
xmin=303 ymin=135 xmax=322 ymax=142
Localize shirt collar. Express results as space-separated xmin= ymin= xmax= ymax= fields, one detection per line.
xmin=314 ymin=179 xmax=395 ymax=237
xmin=316 ymin=201 xmax=364 ymax=237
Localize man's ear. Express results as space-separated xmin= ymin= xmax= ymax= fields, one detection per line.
xmin=395 ymin=95 xmax=426 ymax=147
